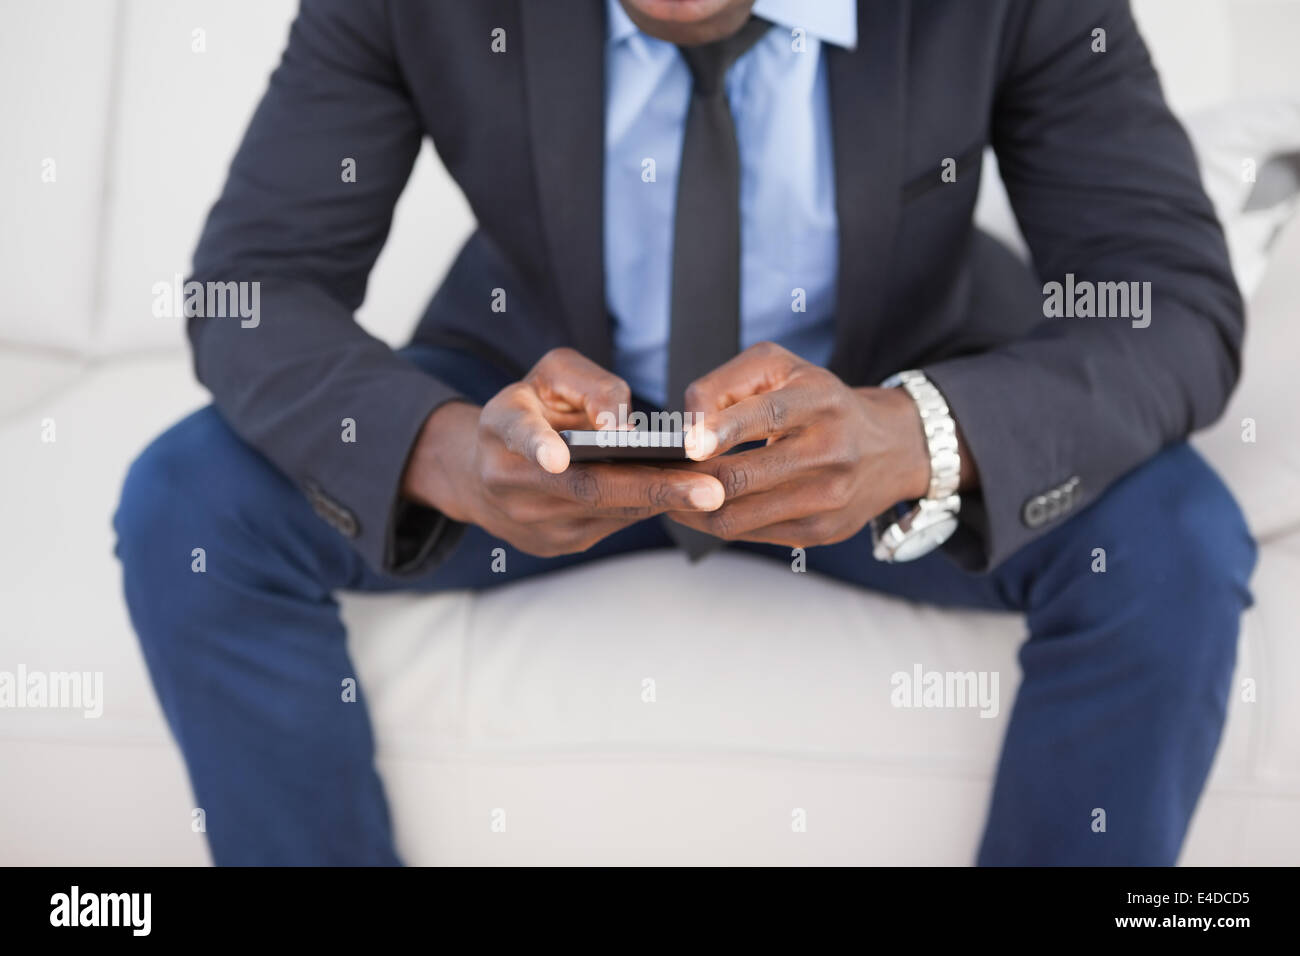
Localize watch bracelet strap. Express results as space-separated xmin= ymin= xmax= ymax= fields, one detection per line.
xmin=885 ymin=370 xmax=961 ymax=502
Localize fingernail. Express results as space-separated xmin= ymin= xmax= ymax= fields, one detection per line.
xmin=688 ymin=483 xmax=724 ymax=510
xmin=685 ymin=426 xmax=717 ymax=460
xmin=536 ymin=443 xmax=565 ymax=473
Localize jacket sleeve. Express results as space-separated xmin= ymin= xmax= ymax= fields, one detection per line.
xmin=186 ymin=0 xmax=465 ymax=576
xmin=923 ymin=0 xmax=1244 ymax=572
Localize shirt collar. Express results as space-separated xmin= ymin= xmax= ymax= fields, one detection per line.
xmin=607 ymin=0 xmax=640 ymax=44
xmin=607 ymin=0 xmax=857 ymax=50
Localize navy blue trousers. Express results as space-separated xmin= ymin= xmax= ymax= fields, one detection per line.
xmin=114 ymin=345 xmax=1257 ymax=865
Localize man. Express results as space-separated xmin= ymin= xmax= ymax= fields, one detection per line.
xmin=114 ymin=0 xmax=1256 ymax=865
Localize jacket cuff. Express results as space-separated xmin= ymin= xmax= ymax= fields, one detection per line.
xmin=386 ymin=499 xmax=468 ymax=578
xmin=300 ymin=367 xmax=468 ymax=578
xmin=922 ymin=355 xmax=1065 ymax=573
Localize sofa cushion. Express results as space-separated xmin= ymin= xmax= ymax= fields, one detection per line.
xmin=94 ymin=0 xmax=474 ymax=355
xmin=1132 ymin=0 xmax=1300 ymax=113
xmin=0 ymin=0 xmax=117 ymax=351
xmin=0 ymin=350 xmax=88 ymax=421
xmin=1193 ymin=212 xmax=1300 ymax=542
xmin=95 ymin=0 xmax=295 ymax=355
xmin=1184 ymin=99 xmax=1300 ymax=297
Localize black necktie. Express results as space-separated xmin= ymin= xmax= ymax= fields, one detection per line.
xmin=663 ymin=16 xmax=771 ymax=559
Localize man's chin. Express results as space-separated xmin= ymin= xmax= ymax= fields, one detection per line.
xmin=629 ymin=0 xmax=736 ymax=22
xmin=619 ymin=0 xmax=757 ymax=44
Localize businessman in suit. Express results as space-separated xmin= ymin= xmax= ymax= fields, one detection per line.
xmin=114 ymin=0 xmax=1256 ymax=865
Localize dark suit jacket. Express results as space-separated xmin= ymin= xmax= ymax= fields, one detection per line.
xmin=187 ymin=0 xmax=1242 ymax=576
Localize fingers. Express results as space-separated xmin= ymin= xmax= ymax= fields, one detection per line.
xmin=668 ymin=491 xmax=852 ymax=547
xmin=482 ymin=365 xmax=725 ymax=514
xmin=477 ymin=402 xmax=726 ymax=513
xmin=505 ymin=515 xmax=644 ymax=559
xmin=666 ymin=437 xmax=860 ymax=543
xmin=533 ymin=462 xmax=724 ymax=514
xmin=682 ymin=341 xmax=804 ymax=415
xmin=681 ymin=343 xmax=830 ymax=460
xmin=527 ymin=347 xmax=632 ymax=429
xmin=674 ymin=439 xmax=816 ymax=499
xmin=685 ymin=388 xmax=822 ymax=460
xmin=730 ymin=515 xmax=857 ymax=549
xmin=484 ymin=349 xmax=633 ymax=473
xmin=482 ymin=383 xmax=572 ymax=473
xmin=668 ymin=485 xmax=809 ymax=540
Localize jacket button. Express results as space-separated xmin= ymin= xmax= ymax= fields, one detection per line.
xmin=335 ymin=510 xmax=360 ymax=538
xmin=1022 ymin=495 xmax=1048 ymax=528
xmin=1059 ymin=476 xmax=1081 ymax=513
xmin=1022 ymin=476 xmax=1083 ymax=529
xmin=303 ymin=482 xmax=359 ymax=538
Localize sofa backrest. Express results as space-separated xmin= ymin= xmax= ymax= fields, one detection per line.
xmin=3 ymin=0 xmax=1299 ymax=356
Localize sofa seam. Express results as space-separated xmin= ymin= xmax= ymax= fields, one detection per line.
xmin=85 ymin=0 xmax=128 ymax=354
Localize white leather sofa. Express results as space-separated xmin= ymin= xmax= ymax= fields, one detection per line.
xmin=3 ymin=0 xmax=1299 ymax=865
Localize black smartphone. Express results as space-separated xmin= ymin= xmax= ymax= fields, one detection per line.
xmin=560 ymin=429 xmax=687 ymax=462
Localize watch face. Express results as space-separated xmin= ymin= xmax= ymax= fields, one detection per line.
xmin=891 ymin=513 xmax=958 ymax=562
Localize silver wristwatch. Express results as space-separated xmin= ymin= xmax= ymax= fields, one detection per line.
xmin=870 ymin=370 xmax=962 ymax=562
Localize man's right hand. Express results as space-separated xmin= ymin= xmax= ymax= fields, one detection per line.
xmin=402 ymin=348 xmax=725 ymax=557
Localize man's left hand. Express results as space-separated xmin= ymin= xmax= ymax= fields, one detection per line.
xmin=667 ymin=342 xmax=964 ymax=548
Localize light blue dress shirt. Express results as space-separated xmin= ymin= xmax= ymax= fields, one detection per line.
xmin=604 ymin=0 xmax=857 ymax=407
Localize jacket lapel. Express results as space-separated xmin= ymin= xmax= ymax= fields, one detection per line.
xmin=826 ymin=0 xmax=910 ymax=384
xmin=519 ymin=0 xmax=612 ymax=368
